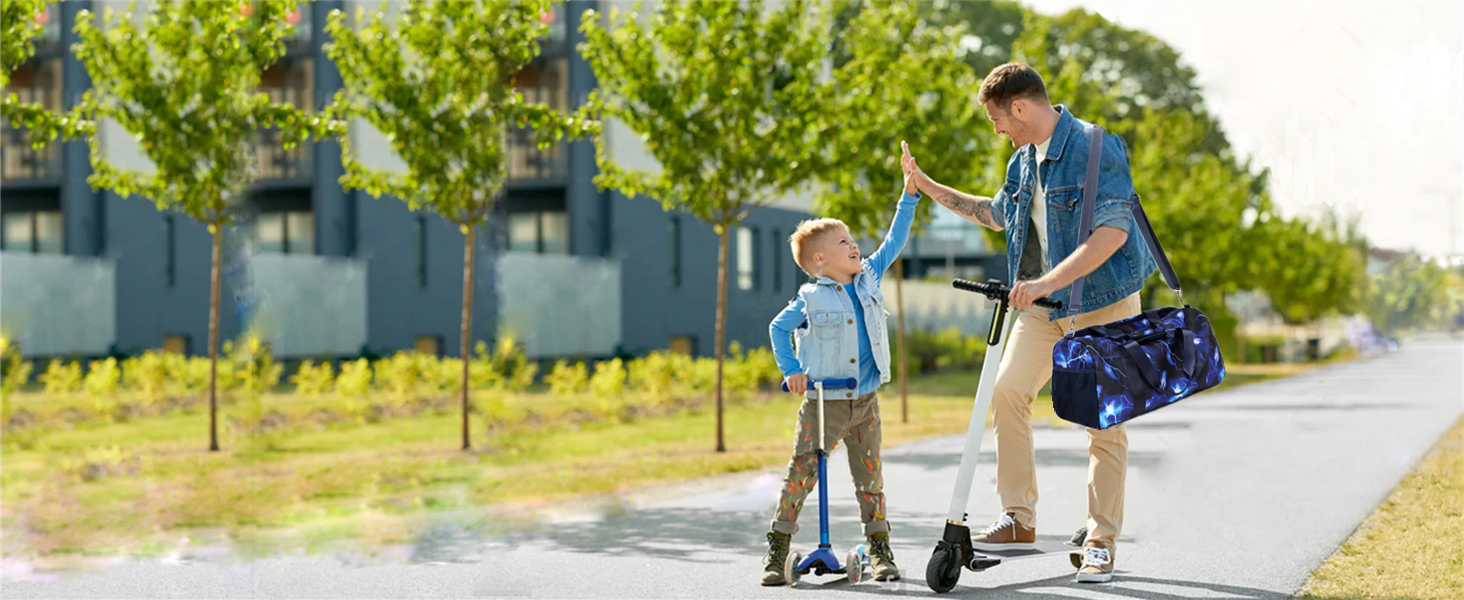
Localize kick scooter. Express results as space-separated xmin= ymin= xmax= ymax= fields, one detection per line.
xmin=779 ymin=377 xmax=870 ymax=586
xmin=926 ymin=279 xmax=1080 ymax=593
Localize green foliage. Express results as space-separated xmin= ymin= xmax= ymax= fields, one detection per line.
xmin=231 ymin=337 xmax=284 ymax=395
xmin=0 ymin=1 xmax=77 ymax=145
xmin=82 ymin=357 xmax=121 ymax=398
xmin=820 ymin=0 xmax=987 ymax=240
xmin=121 ymin=351 xmax=171 ymax=400
xmin=71 ymin=0 xmax=325 ymax=219
xmin=335 ymin=358 xmax=373 ymax=399
xmin=588 ymin=358 xmax=626 ymax=398
xmin=58 ymin=444 xmax=145 ymax=483
xmin=482 ymin=338 xmax=537 ymax=393
xmin=1366 ymin=255 xmax=1454 ymax=337
xmin=40 ymin=360 xmax=82 ymax=395
xmin=546 ymin=360 xmax=588 ymax=396
xmin=1 ymin=337 xmax=31 ymax=398
xmin=373 ymin=353 xmax=422 ymax=400
xmin=722 ymin=342 xmax=781 ymax=394
xmin=578 ymin=0 xmax=832 ymax=223
xmin=323 ymin=0 xmax=582 ymax=222
xmin=290 ymin=360 xmax=335 ymax=396
xmin=905 ymin=327 xmax=988 ymax=375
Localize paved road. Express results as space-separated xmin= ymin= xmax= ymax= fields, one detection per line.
xmin=6 ymin=335 xmax=1462 ymax=599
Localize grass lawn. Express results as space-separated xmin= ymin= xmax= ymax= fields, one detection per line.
xmin=0 ymin=360 xmax=1303 ymax=560
xmin=1297 ymin=414 xmax=1464 ymax=600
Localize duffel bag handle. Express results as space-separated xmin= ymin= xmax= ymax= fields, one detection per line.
xmin=1067 ymin=126 xmax=1188 ymax=335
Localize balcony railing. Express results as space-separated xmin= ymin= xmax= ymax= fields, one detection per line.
xmin=1 ymin=127 xmax=61 ymax=182
xmin=507 ymin=128 xmax=567 ymax=183
xmin=255 ymin=127 xmax=313 ymax=183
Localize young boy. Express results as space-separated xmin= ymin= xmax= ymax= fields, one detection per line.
xmin=760 ymin=142 xmax=921 ymax=585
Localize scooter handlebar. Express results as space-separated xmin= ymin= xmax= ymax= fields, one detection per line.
xmin=952 ymin=278 xmax=1064 ymax=310
xmin=781 ymin=377 xmax=859 ymax=393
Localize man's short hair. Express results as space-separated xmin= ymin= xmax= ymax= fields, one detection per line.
xmin=789 ymin=218 xmax=845 ymax=277
xmin=978 ymin=63 xmax=1049 ymax=111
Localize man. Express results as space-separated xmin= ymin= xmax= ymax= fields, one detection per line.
xmin=906 ymin=62 xmax=1155 ymax=583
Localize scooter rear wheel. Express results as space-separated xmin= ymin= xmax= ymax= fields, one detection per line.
xmin=846 ymin=549 xmax=863 ymax=584
xmin=926 ymin=545 xmax=962 ymax=593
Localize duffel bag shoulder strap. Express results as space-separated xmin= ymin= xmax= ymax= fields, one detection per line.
xmin=1067 ymin=126 xmax=1187 ymax=335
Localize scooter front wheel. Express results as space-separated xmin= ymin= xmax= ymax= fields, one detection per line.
xmin=926 ymin=544 xmax=962 ymax=593
xmin=785 ymin=551 xmax=803 ymax=587
xmin=846 ymin=548 xmax=863 ymax=584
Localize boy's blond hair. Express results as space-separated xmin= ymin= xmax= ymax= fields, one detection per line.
xmin=789 ymin=217 xmax=846 ymax=277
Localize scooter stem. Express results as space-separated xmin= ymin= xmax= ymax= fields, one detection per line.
xmin=946 ymin=298 xmax=1012 ymax=524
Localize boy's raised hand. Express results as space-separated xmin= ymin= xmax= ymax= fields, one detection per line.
xmin=901 ymin=140 xmax=923 ymax=196
xmin=785 ymin=373 xmax=808 ymax=396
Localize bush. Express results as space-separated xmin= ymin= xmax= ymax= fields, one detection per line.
xmin=486 ymin=337 xmax=537 ymax=392
xmin=290 ymin=360 xmax=335 ymax=396
xmin=627 ymin=351 xmax=676 ymax=400
xmin=546 ymin=360 xmax=588 ymax=395
xmin=232 ymin=337 xmax=284 ymax=395
xmin=122 ymin=351 xmax=170 ymax=400
xmin=373 ymin=352 xmax=422 ymax=401
xmin=41 ymin=360 xmax=83 ymax=395
xmin=1 ymin=337 xmax=31 ymax=396
xmin=906 ymin=327 xmax=987 ymax=374
xmin=589 ymin=358 xmax=626 ymax=397
xmin=84 ymin=357 xmax=122 ymax=397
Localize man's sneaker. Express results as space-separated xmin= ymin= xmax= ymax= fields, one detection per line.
xmin=971 ymin=512 xmax=1036 ymax=550
xmin=1070 ymin=541 xmax=1114 ymax=583
xmin=867 ymin=532 xmax=900 ymax=581
xmin=761 ymin=531 xmax=792 ymax=586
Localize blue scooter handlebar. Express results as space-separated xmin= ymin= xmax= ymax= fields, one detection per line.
xmin=781 ymin=377 xmax=858 ymax=393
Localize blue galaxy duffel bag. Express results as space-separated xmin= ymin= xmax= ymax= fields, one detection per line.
xmin=1051 ymin=126 xmax=1226 ymax=430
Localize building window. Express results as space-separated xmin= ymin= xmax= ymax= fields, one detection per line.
xmin=1 ymin=210 xmax=62 ymax=254
xmin=256 ymin=58 xmax=313 ymax=180
xmin=737 ymin=225 xmax=760 ymax=291
xmin=415 ymin=335 xmax=442 ymax=356
xmin=669 ymin=336 xmax=696 ymax=356
xmin=413 ymin=215 xmax=428 ymax=287
xmin=506 ymin=210 xmax=569 ymax=255
xmin=163 ymin=335 xmax=190 ymax=355
xmin=669 ymin=215 xmax=682 ymax=288
xmin=163 ymin=214 xmax=176 ymax=286
xmin=256 ymin=210 xmax=314 ymax=254
xmin=1 ymin=58 xmax=62 ymax=181
xmin=508 ymin=58 xmax=568 ymax=181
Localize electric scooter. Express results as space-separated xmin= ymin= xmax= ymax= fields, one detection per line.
xmin=778 ymin=377 xmax=871 ymax=586
xmin=926 ymin=279 xmax=1079 ymax=594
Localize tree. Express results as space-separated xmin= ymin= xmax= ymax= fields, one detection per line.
xmin=1366 ymin=255 xmax=1453 ymax=337
xmin=323 ymin=0 xmax=582 ymax=451
xmin=71 ymin=0 xmax=326 ymax=451
xmin=818 ymin=0 xmax=987 ymax=423
xmin=578 ymin=0 xmax=832 ymax=452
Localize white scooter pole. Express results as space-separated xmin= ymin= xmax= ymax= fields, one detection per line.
xmin=945 ymin=305 xmax=1012 ymax=524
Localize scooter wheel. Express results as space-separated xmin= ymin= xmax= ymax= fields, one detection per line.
xmin=846 ymin=548 xmax=863 ymax=584
xmin=785 ymin=551 xmax=803 ymax=587
xmin=856 ymin=543 xmax=869 ymax=564
xmin=926 ymin=545 xmax=962 ymax=593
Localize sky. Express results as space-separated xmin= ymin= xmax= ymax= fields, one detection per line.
xmin=1026 ymin=1 xmax=1464 ymax=258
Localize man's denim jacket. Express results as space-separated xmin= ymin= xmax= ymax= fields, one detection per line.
xmin=992 ymin=106 xmax=1156 ymax=320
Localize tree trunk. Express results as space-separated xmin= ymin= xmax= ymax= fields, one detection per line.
xmin=460 ymin=224 xmax=476 ymax=451
xmin=714 ymin=226 xmax=730 ymax=453
xmin=207 ymin=223 xmax=222 ymax=452
xmin=895 ymin=259 xmax=908 ymax=424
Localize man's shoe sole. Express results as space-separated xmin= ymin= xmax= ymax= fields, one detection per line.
xmin=1076 ymin=572 xmax=1112 ymax=583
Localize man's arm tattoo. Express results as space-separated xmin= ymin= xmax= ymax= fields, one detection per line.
xmin=934 ymin=191 xmax=1003 ymax=231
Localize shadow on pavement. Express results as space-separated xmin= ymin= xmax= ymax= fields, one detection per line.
xmin=806 ymin=572 xmax=1301 ymax=600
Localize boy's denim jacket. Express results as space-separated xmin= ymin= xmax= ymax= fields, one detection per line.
xmin=993 ymin=106 xmax=1157 ymax=320
xmin=769 ymin=192 xmax=919 ymax=399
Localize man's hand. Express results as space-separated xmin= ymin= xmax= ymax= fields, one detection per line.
xmin=785 ymin=373 xmax=808 ymax=395
xmin=1009 ymin=276 xmax=1059 ymax=311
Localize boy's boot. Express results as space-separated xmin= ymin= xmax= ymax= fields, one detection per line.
xmin=761 ymin=531 xmax=793 ymax=586
xmin=868 ymin=531 xmax=900 ymax=581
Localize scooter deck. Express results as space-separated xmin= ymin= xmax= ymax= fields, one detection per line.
xmin=970 ymin=540 xmax=1081 ymax=571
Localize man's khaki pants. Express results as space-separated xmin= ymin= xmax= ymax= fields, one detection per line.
xmin=993 ymin=292 xmax=1140 ymax=550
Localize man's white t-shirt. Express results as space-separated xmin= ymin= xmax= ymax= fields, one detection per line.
xmin=1031 ymin=136 xmax=1053 ymax=273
